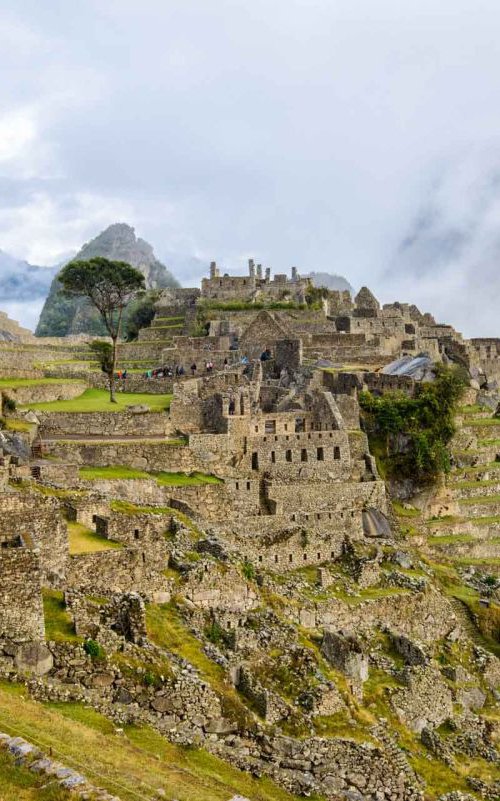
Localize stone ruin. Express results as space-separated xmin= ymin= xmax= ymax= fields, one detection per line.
xmin=0 ymin=262 xmax=497 ymax=800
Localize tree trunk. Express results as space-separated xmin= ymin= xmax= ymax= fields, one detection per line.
xmin=109 ymin=336 xmax=118 ymax=403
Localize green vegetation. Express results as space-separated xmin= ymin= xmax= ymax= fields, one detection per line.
xmin=42 ymin=590 xmax=80 ymax=643
xmin=80 ymin=465 xmax=221 ymax=485
xmin=145 ymin=603 xmax=256 ymax=731
xmin=0 ymin=744 xmax=71 ymax=801
xmin=83 ymin=639 xmax=106 ymax=660
xmin=123 ymin=290 xmax=159 ymax=341
xmin=67 ymin=521 xmax=122 ymax=555
xmin=0 ymin=377 xmax=83 ymax=388
xmin=359 ymin=365 xmax=468 ymax=482
xmin=58 ymin=257 xmax=145 ymax=402
xmin=199 ymin=299 xmax=313 ymax=312
xmin=427 ymin=534 xmax=475 ymax=546
xmin=392 ymin=500 xmax=421 ymax=518
xmin=2 ymin=418 xmax=35 ymax=433
xmin=21 ymin=388 xmax=172 ymax=413
xmin=0 ymin=682 xmax=306 ymax=801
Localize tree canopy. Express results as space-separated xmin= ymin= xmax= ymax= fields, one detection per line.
xmin=58 ymin=257 xmax=145 ymax=401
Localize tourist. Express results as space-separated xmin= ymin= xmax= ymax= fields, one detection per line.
xmin=228 ymin=397 xmax=235 ymax=415
xmin=191 ymin=362 xmax=197 ymax=376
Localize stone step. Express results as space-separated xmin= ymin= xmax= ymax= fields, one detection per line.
xmin=447 ymin=597 xmax=485 ymax=646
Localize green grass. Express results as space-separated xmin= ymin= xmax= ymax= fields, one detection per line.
xmin=54 ymin=437 xmax=187 ymax=446
xmin=428 ymin=534 xmax=475 ymax=546
xmin=0 ymin=745 xmax=72 ymax=801
xmin=68 ymin=521 xmax=122 ymax=555
xmin=155 ymin=470 xmax=221 ymax=486
xmin=452 ymin=461 xmax=500 ymax=475
xmin=20 ymin=389 xmax=172 ymax=413
xmin=42 ymin=590 xmax=81 ymax=643
xmin=145 ymin=603 xmax=256 ymax=731
xmin=0 ymin=377 xmax=83 ymax=388
xmin=3 ymin=418 xmax=35 ymax=433
xmin=458 ymin=404 xmax=485 ymax=415
xmin=0 ymin=682 xmax=311 ymax=801
xmin=110 ymin=501 xmax=203 ymax=539
xmin=452 ymin=478 xmax=500 ymax=489
xmin=392 ymin=500 xmax=421 ymax=518
xmin=79 ymin=465 xmax=221 ymax=485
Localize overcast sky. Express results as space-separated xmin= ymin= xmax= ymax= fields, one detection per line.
xmin=2 ymin=1 xmax=500 ymax=335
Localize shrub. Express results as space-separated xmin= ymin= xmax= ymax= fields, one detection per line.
xmin=83 ymin=638 xmax=106 ymax=660
xmin=205 ymin=621 xmax=224 ymax=644
xmin=359 ymin=365 xmax=467 ymax=483
xmin=242 ymin=559 xmax=256 ymax=580
xmin=124 ymin=291 xmax=159 ymax=341
xmin=2 ymin=396 xmax=16 ymax=413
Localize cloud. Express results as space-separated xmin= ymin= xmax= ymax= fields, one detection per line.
xmin=2 ymin=1 xmax=500 ymax=335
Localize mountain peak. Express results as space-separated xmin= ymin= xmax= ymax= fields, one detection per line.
xmin=35 ymin=223 xmax=180 ymax=336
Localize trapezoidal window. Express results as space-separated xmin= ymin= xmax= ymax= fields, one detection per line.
xmin=265 ymin=419 xmax=276 ymax=434
xmin=252 ymin=452 xmax=259 ymax=470
xmin=317 ymin=447 xmax=324 ymax=461
xmin=301 ymin=448 xmax=308 ymax=462
xmin=285 ymin=449 xmax=292 ymax=462
xmin=295 ymin=418 xmax=305 ymax=432
xmin=334 ymin=446 xmax=341 ymax=460
xmin=271 ymin=451 xmax=276 ymax=463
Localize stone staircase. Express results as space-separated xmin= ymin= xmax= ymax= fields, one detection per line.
xmin=447 ymin=597 xmax=485 ymax=646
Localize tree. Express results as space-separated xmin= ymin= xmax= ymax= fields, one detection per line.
xmin=58 ymin=257 xmax=145 ymax=402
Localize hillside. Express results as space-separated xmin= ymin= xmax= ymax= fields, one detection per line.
xmin=36 ymin=224 xmax=180 ymax=337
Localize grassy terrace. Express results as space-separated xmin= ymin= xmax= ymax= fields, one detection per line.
xmin=0 ymin=682 xmax=307 ymax=801
xmin=67 ymin=521 xmax=122 ymax=555
xmin=79 ymin=466 xmax=221 ymax=485
xmin=42 ymin=590 xmax=80 ymax=643
xmin=54 ymin=437 xmax=187 ymax=446
xmin=20 ymin=388 xmax=172 ymax=413
xmin=0 ymin=377 xmax=83 ymax=388
xmin=459 ymin=493 xmax=500 ymax=505
xmin=110 ymin=500 xmax=203 ymax=537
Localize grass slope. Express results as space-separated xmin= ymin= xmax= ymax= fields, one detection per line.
xmin=79 ymin=466 xmax=221 ymax=485
xmin=0 ymin=682 xmax=310 ymax=801
xmin=20 ymin=389 xmax=172 ymax=413
xmin=67 ymin=522 xmax=122 ymax=555
xmin=0 ymin=745 xmax=71 ymax=801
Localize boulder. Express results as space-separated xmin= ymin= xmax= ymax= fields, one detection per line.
xmin=14 ymin=642 xmax=53 ymax=676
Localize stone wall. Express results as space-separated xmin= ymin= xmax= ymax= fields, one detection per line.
xmin=296 ymin=587 xmax=457 ymax=644
xmin=38 ymin=410 xmax=170 ymax=438
xmin=0 ymin=490 xmax=67 ymax=585
xmin=90 ymin=373 xmax=174 ymax=394
xmin=0 ymin=547 xmax=44 ymax=641
xmin=66 ymin=547 xmax=169 ymax=600
xmin=1 ymin=381 xmax=87 ymax=406
xmin=43 ymin=440 xmax=201 ymax=473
